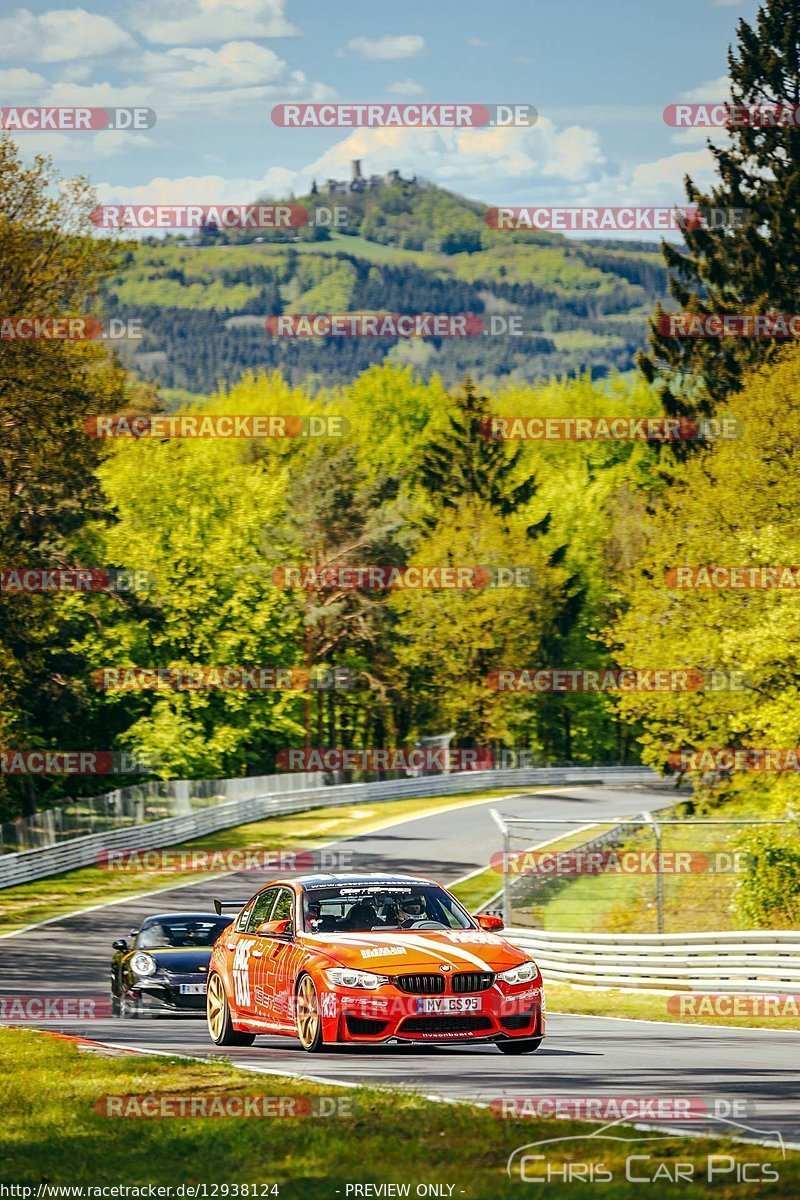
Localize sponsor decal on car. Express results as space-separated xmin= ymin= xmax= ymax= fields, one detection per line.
xmin=320 ymin=992 xmax=338 ymax=1018
xmin=360 ymin=945 xmax=408 ymax=959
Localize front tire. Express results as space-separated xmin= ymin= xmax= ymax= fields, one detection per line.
xmin=206 ymin=972 xmax=256 ymax=1046
xmin=496 ymin=1037 xmax=543 ymax=1055
xmin=296 ymin=974 xmax=324 ymax=1052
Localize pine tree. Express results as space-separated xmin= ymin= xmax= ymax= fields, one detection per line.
xmin=419 ymin=380 xmax=536 ymax=516
xmin=640 ymin=0 xmax=800 ymax=419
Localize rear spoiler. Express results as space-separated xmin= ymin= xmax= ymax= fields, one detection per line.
xmin=213 ymin=899 xmax=250 ymax=915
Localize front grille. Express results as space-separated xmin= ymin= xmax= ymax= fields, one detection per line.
xmin=394 ymin=974 xmax=446 ymax=995
xmin=452 ymin=972 xmax=494 ymax=993
xmin=501 ymin=1011 xmax=533 ymax=1030
xmin=399 ymin=1015 xmax=493 ymax=1035
xmin=345 ymin=1015 xmax=389 ymax=1035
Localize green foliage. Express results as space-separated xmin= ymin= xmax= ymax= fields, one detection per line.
xmin=732 ymin=822 xmax=800 ymax=927
xmin=641 ymin=0 xmax=800 ymax=418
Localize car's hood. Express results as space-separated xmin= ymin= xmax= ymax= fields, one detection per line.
xmin=303 ymin=929 xmax=531 ymax=974
xmin=133 ymin=947 xmax=212 ymax=974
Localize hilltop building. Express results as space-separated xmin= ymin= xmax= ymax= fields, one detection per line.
xmin=315 ymin=161 xmax=422 ymax=196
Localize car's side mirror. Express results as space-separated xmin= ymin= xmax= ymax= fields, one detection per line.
xmin=112 ymin=939 xmax=129 ymax=952
xmin=255 ymin=919 xmax=294 ymax=940
xmin=476 ymin=914 xmax=504 ymax=931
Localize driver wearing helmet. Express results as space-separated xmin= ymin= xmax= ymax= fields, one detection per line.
xmin=395 ymin=894 xmax=427 ymax=926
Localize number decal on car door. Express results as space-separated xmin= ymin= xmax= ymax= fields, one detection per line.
xmin=232 ymin=939 xmax=255 ymax=1008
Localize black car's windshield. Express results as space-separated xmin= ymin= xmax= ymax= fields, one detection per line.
xmin=301 ymin=883 xmax=473 ymax=933
xmin=136 ymin=916 xmax=230 ymax=949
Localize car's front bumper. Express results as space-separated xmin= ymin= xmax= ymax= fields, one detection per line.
xmin=126 ymin=979 xmax=208 ymax=1012
xmin=322 ymin=983 xmax=545 ymax=1044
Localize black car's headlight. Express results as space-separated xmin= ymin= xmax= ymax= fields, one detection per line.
xmin=130 ymin=952 xmax=158 ymax=978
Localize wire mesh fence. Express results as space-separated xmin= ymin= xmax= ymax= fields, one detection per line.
xmin=491 ymin=813 xmax=798 ymax=934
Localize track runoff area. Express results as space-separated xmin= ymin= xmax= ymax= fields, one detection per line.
xmin=1 ymin=783 xmax=798 ymax=1149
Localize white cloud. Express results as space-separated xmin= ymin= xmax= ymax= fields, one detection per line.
xmin=631 ymin=147 xmax=716 ymax=189
xmin=467 ymin=37 xmax=490 ymax=47
xmin=0 ymin=67 xmax=47 ymax=93
xmin=0 ymin=7 xmax=135 ymax=62
xmin=346 ymin=35 xmax=425 ymax=61
xmin=679 ymin=74 xmax=731 ymax=101
xmin=387 ymin=78 xmax=425 ymax=96
xmin=117 ymin=40 xmax=335 ymax=112
xmin=129 ymin=0 xmax=299 ymax=45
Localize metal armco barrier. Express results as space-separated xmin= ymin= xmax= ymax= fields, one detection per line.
xmin=506 ymin=927 xmax=800 ymax=993
xmin=0 ymin=765 xmax=657 ymax=889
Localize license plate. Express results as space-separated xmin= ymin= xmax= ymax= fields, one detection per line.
xmin=416 ymin=997 xmax=481 ymax=1014
xmin=179 ymin=984 xmax=207 ymax=995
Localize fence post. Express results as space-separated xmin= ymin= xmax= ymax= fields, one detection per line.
xmin=490 ymin=808 xmax=511 ymax=926
xmin=643 ymin=811 xmax=664 ymax=933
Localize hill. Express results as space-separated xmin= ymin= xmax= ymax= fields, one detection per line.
xmin=105 ymin=168 xmax=668 ymax=396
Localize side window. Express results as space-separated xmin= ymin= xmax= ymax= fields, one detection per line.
xmin=271 ymin=888 xmax=295 ymax=927
xmin=244 ymin=888 xmax=278 ymax=933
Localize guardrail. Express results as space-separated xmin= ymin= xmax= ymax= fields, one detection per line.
xmin=0 ymin=765 xmax=657 ymax=890
xmin=506 ymin=927 xmax=800 ymax=993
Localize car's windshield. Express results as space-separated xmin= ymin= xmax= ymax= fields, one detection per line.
xmin=301 ymin=883 xmax=473 ymax=932
xmin=136 ymin=916 xmax=230 ymax=949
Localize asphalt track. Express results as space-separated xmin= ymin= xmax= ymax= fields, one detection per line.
xmin=2 ymin=784 xmax=799 ymax=1149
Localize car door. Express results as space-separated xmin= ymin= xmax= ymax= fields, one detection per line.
xmin=230 ymin=887 xmax=278 ymax=1018
xmin=252 ymin=886 xmax=298 ymax=1027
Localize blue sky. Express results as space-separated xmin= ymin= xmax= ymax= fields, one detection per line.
xmin=0 ymin=0 xmax=761 ymax=227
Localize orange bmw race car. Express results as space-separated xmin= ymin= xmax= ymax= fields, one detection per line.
xmin=206 ymin=873 xmax=545 ymax=1053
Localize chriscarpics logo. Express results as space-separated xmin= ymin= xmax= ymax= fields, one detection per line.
xmin=506 ymin=1116 xmax=786 ymax=1185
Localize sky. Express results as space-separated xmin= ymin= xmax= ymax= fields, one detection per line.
xmin=0 ymin=0 xmax=762 ymax=228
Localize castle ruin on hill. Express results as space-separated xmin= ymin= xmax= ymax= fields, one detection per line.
xmin=311 ymin=160 xmax=425 ymax=196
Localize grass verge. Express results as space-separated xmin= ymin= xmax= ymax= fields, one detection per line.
xmin=0 ymin=789 xmax=522 ymax=935
xmin=548 ymin=983 xmax=800 ymax=1031
xmin=0 ymin=1028 xmax=796 ymax=1196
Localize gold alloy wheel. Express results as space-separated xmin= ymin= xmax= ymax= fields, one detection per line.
xmin=207 ymin=972 xmax=226 ymax=1041
xmin=296 ymin=975 xmax=320 ymax=1048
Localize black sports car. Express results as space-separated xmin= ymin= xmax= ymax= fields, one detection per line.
xmin=110 ymin=912 xmax=232 ymax=1017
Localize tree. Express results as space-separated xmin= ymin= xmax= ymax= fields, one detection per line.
xmin=0 ymin=139 xmax=143 ymax=817
xmin=640 ymin=0 xmax=800 ymax=419
xmin=419 ymin=380 xmax=537 ymax=516
xmin=610 ymin=345 xmax=800 ymax=813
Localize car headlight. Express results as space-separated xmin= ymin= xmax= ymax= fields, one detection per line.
xmin=497 ymin=961 xmax=539 ymax=986
xmin=324 ymin=968 xmax=385 ymax=990
xmin=130 ymin=952 xmax=157 ymax=977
